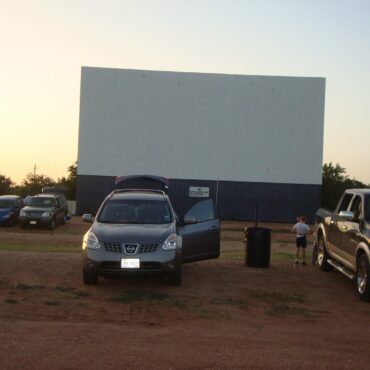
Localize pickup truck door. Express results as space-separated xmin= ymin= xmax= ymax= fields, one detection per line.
xmin=329 ymin=193 xmax=354 ymax=257
xmin=178 ymin=199 xmax=220 ymax=263
xmin=339 ymin=195 xmax=363 ymax=269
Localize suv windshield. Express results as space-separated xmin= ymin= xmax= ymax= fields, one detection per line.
xmin=30 ymin=197 xmax=56 ymax=207
xmin=98 ymin=199 xmax=173 ymax=224
xmin=0 ymin=199 xmax=15 ymax=208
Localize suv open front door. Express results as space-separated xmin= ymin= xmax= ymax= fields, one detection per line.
xmin=178 ymin=199 xmax=220 ymax=263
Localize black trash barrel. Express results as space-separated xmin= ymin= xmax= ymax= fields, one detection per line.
xmin=246 ymin=227 xmax=271 ymax=268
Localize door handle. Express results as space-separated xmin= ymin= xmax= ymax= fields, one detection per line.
xmin=211 ymin=226 xmax=217 ymax=229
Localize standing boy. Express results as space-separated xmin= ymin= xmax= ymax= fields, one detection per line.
xmin=291 ymin=216 xmax=310 ymax=265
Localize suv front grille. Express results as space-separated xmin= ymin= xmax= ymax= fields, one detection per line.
xmin=102 ymin=242 xmax=159 ymax=254
xmin=26 ymin=211 xmax=43 ymax=218
xmin=103 ymin=242 xmax=122 ymax=253
xmin=139 ymin=243 xmax=159 ymax=253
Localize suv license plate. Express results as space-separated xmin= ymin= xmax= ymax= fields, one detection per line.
xmin=30 ymin=221 xmax=37 ymax=225
xmin=121 ymin=258 xmax=140 ymax=269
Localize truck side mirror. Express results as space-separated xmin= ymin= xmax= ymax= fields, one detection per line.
xmin=338 ymin=211 xmax=354 ymax=221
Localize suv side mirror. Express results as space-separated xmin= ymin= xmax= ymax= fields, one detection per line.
xmin=82 ymin=214 xmax=94 ymax=223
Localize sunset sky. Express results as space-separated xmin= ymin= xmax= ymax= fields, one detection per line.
xmin=1 ymin=0 xmax=370 ymax=184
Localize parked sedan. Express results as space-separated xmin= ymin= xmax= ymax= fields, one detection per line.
xmin=0 ymin=195 xmax=24 ymax=226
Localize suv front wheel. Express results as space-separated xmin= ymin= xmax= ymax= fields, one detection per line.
xmin=168 ymin=264 xmax=182 ymax=286
xmin=83 ymin=269 xmax=98 ymax=285
xmin=49 ymin=218 xmax=56 ymax=230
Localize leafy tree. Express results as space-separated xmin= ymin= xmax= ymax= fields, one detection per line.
xmin=0 ymin=174 xmax=14 ymax=195
xmin=321 ymin=162 xmax=367 ymax=210
xmin=56 ymin=161 xmax=77 ymax=200
xmin=18 ymin=173 xmax=55 ymax=198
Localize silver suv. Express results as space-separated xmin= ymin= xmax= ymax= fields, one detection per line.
xmin=19 ymin=194 xmax=67 ymax=230
xmin=82 ymin=189 xmax=220 ymax=286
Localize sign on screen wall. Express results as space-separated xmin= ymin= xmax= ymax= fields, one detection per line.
xmin=189 ymin=186 xmax=209 ymax=198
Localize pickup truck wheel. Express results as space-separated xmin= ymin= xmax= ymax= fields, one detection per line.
xmin=83 ymin=269 xmax=98 ymax=285
xmin=317 ymin=237 xmax=333 ymax=272
xmin=356 ymin=254 xmax=370 ymax=301
xmin=168 ymin=265 xmax=182 ymax=286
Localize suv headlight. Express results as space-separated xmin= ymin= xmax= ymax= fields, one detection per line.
xmin=83 ymin=231 xmax=101 ymax=250
xmin=162 ymin=233 xmax=177 ymax=250
xmin=20 ymin=210 xmax=26 ymax=217
xmin=41 ymin=211 xmax=51 ymax=218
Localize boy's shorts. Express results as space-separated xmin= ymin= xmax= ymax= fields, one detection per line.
xmin=296 ymin=236 xmax=307 ymax=248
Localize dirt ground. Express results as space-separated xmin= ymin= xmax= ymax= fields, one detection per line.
xmin=0 ymin=218 xmax=369 ymax=369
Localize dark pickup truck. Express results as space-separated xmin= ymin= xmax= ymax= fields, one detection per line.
xmin=315 ymin=189 xmax=370 ymax=301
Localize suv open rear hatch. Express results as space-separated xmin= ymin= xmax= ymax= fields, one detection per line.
xmin=114 ymin=175 xmax=169 ymax=194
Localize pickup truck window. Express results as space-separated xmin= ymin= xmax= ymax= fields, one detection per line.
xmin=349 ymin=195 xmax=362 ymax=221
xmin=337 ymin=193 xmax=353 ymax=213
xmin=365 ymin=197 xmax=370 ymax=222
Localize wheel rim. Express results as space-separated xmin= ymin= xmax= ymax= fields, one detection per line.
xmin=317 ymin=241 xmax=324 ymax=266
xmin=357 ymin=258 xmax=367 ymax=295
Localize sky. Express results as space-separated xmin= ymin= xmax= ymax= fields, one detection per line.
xmin=1 ymin=0 xmax=370 ymax=184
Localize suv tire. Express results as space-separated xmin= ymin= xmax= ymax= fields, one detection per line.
xmin=356 ymin=254 xmax=370 ymax=301
xmin=317 ymin=236 xmax=333 ymax=272
xmin=168 ymin=265 xmax=182 ymax=286
xmin=83 ymin=269 xmax=98 ymax=285
xmin=49 ymin=218 xmax=56 ymax=230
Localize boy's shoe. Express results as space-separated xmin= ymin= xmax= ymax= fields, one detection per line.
xmin=295 ymin=259 xmax=299 ymax=265
xmin=301 ymin=261 xmax=307 ymax=265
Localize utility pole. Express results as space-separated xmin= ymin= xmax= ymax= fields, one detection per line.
xmin=33 ymin=164 xmax=37 ymax=179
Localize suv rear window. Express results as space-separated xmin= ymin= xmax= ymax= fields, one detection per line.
xmin=98 ymin=199 xmax=173 ymax=224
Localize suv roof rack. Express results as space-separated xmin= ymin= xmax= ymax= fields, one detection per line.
xmin=111 ymin=189 xmax=166 ymax=196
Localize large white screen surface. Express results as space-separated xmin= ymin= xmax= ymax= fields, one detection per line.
xmin=77 ymin=67 xmax=325 ymax=185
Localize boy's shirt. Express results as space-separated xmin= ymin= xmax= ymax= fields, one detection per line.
xmin=293 ymin=222 xmax=310 ymax=237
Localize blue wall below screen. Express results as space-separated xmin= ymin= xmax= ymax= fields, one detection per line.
xmin=76 ymin=175 xmax=321 ymax=223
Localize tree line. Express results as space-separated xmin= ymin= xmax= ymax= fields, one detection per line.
xmin=0 ymin=162 xmax=77 ymax=200
xmin=0 ymin=162 xmax=368 ymax=207
xmin=321 ymin=162 xmax=368 ymax=210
